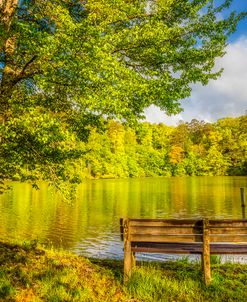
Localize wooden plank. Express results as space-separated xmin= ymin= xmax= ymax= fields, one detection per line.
xmin=130 ymin=226 xmax=203 ymax=235
xmin=126 ymin=218 xmax=247 ymax=227
xmin=209 ymin=234 xmax=247 ymax=243
xmin=131 ymin=242 xmax=203 ymax=253
xmin=129 ymin=218 xmax=200 ymax=223
xmin=130 ymin=242 xmax=247 ymax=254
xmin=130 ymin=234 xmax=203 ymax=243
xmin=210 ymin=227 xmax=247 ymax=235
xmin=209 ymin=219 xmax=247 ymax=223
xmin=129 ymin=218 xmax=247 ymax=222
xmin=203 ymin=219 xmax=211 ymax=286
xmin=209 ymin=220 xmax=247 ymax=228
xmin=129 ymin=219 xmax=202 ymax=227
xmin=210 ymin=243 xmax=247 ymax=254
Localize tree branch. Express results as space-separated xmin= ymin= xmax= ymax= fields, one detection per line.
xmin=20 ymin=55 xmax=38 ymax=76
xmin=1 ymin=0 xmax=18 ymax=31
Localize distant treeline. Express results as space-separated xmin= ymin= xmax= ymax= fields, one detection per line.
xmin=77 ymin=115 xmax=247 ymax=178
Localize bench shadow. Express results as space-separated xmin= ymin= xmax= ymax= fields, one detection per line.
xmin=89 ymin=257 xmax=204 ymax=284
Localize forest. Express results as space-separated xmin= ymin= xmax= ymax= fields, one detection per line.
xmin=67 ymin=115 xmax=247 ymax=179
xmin=1 ymin=0 xmax=246 ymax=190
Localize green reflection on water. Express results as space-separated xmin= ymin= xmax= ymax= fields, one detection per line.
xmin=0 ymin=176 xmax=246 ymax=257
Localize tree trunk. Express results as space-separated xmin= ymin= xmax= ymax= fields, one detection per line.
xmin=0 ymin=0 xmax=19 ymax=121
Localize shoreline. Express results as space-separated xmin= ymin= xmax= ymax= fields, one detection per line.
xmin=1 ymin=240 xmax=247 ymax=301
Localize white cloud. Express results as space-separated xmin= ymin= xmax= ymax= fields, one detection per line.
xmin=145 ymin=36 xmax=247 ymax=125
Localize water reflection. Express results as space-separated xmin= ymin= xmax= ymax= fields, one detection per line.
xmin=0 ymin=176 xmax=247 ymax=259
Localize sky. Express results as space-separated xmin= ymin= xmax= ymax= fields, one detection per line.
xmin=145 ymin=0 xmax=247 ymax=125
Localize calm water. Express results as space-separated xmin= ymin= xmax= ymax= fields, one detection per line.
xmin=0 ymin=176 xmax=247 ymax=260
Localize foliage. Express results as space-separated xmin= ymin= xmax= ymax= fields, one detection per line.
xmin=74 ymin=116 xmax=247 ymax=179
xmin=0 ymin=0 xmax=246 ymax=188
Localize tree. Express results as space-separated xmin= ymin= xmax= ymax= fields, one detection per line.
xmin=215 ymin=116 xmax=247 ymax=175
xmin=0 ymin=0 xmax=245 ymax=187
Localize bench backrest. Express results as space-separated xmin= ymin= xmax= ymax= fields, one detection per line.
xmin=120 ymin=218 xmax=247 ymax=244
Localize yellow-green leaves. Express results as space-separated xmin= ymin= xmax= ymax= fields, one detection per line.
xmin=0 ymin=0 xmax=245 ymax=186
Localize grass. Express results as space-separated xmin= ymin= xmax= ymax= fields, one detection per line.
xmin=1 ymin=241 xmax=247 ymax=302
xmin=0 ymin=240 xmax=125 ymax=302
xmin=124 ymin=260 xmax=247 ymax=302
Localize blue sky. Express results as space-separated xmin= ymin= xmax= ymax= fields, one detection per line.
xmin=146 ymin=0 xmax=247 ymax=125
xmin=227 ymin=0 xmax=247 ymax=41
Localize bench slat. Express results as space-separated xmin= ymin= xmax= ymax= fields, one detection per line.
xmin=130 ymin=234 xmax=203 ymax=243
xmin=210 ymin=227 xmax=247 ymax=235
xmin=209 ymin=220 xmax=247 ymax=228
xmin=129 ymin=219 xmax=200 ymax=222
xmin=126 ymin=219 xmax=247 ymax=226
xmin=209 ymin=234 xmax=247 ymax=242
xmin=211 ymin=243 xmax=247 ymax=254
xmin=129 ymin=227 xmax=247 ymax=236
xmin=130 ymin=232 xmax=247 ymax=243
xmin=131 ymin=242 xmax=203 ymax=253
xmin=130 ymin=242 xmax=247 ymax=254
xmin=129 ymin=219 xmax=202 ymax=227
xmin=130 ymin=226 xmax=202 ymax=235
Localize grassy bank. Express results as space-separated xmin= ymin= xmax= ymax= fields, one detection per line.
xmin=1 ymin=241 xmax=247 ymax=302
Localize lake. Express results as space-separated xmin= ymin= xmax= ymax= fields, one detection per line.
xmin=0 ymin=176 xmax=247 ymax=260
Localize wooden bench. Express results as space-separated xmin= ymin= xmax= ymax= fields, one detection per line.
xmin=120 ymin=218 xmax=247 ymax=284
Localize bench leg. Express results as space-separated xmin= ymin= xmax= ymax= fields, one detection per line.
xmin=124 ymin=240 xmax=132 ymax=283
xmin=132 ymin=252 xmax=136 ymax=268
xmin=203 ymin=219 xmax=211 ymax=286
xmin=202 ymin=252 xmax=211 ymax=286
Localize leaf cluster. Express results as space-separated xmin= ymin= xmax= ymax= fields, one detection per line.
xmin=0 ymin=0 xmax=245 ymax=187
